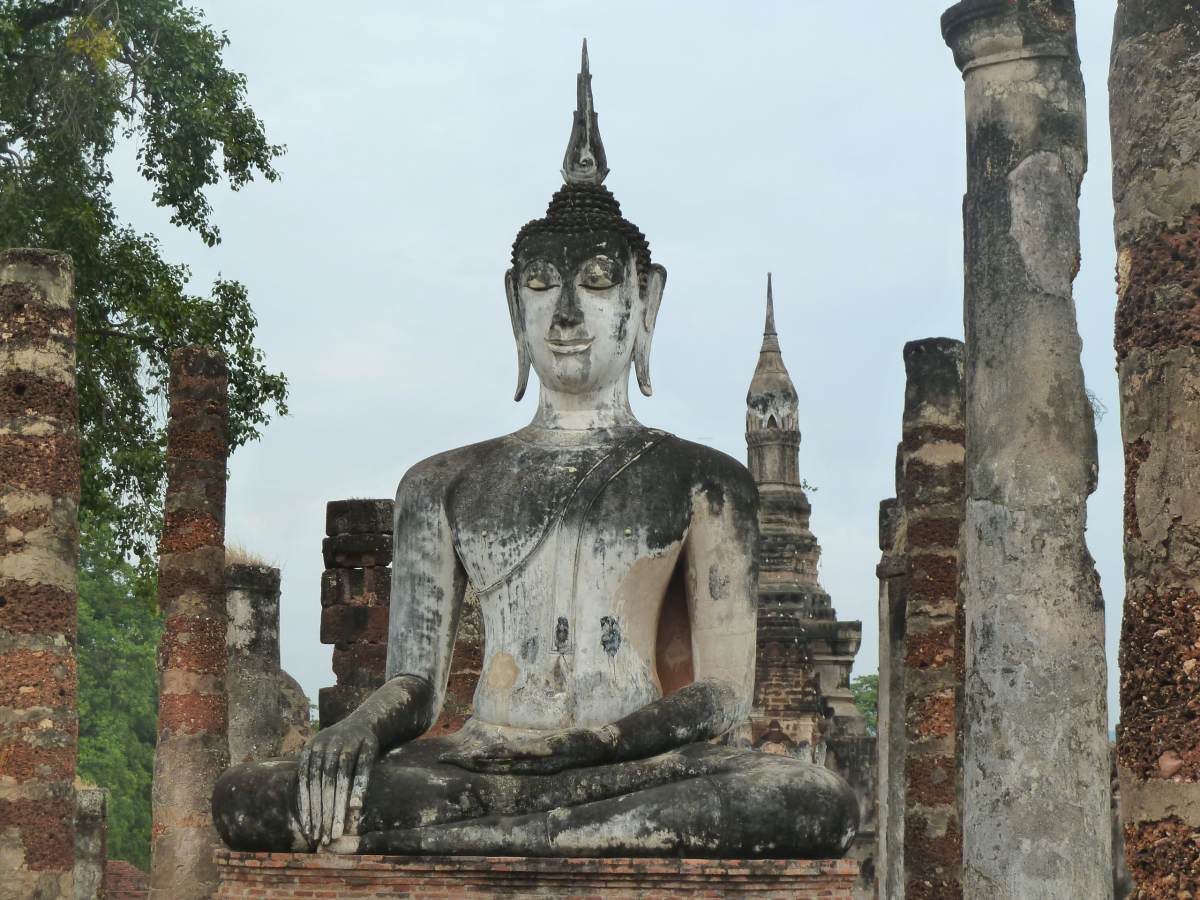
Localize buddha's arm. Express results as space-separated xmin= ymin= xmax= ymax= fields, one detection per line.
xmin=299 ymin=461 xmax=467 ymax=845
xmin=446 ymin=477 xmax=757 ymax=775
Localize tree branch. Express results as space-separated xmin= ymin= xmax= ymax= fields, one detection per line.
xmin=13 ymin=1 xmax=86 ymax=32
xmin=90 ymin=326 xmax=166 ymax=355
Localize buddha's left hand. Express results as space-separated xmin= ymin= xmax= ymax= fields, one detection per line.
xmin=442 ymin=725 xmax=619 ymax=775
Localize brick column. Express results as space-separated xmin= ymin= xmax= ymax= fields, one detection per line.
xmin=0 ymin=249 xmax=78 ymax=900
xmin=899 ymin=338 xmax=964 ymax=900
xmin=1110 ymin=3 xmax=1200 ymax=894
xmin=150 ymin=346 xmax=229 ymax=900
xmin=226 ymin=563 xmax=283 ymax=764
xmin=943 ymin=3 xmax=1112 ymax=895
xmin=319 ymin=500 xmax=392 ymax=729
xmin=319 ymin=499 xmax=483 ymax=734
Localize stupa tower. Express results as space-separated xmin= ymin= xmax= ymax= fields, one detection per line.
xmin=746 ymin=274 xmax=831 ymax=615
xmin=744 ymin=275 xmax=864 ymax=748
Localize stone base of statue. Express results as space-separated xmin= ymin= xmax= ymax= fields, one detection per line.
xmin=214 ymin=850 xmax=859 ymax=898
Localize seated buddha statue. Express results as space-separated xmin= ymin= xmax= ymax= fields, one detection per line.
xmin=213 ymin=42 xmax=858 ymax=859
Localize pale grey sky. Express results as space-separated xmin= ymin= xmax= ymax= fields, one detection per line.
xmin=112 ymin=1 xmax=1125 ymax=722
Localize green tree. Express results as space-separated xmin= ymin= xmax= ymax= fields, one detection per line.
xmin=77 ymin=513 xmax=161 ymax=870
xmin=851 ymin=673 xmax=878 ymax=737
xmin=1 ymin=0 xmax=287 ymax=868
xmin=0 ymin=0 xmax=287 ymax=550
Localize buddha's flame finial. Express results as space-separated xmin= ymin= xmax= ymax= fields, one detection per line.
xmin=562 ymin=38 xmax=609 ymax=186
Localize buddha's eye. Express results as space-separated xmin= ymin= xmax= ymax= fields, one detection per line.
xmin=523 ymin=260 xmax=561 ymax=292
xmin=579 ymin=256 xmax=622 ymax=291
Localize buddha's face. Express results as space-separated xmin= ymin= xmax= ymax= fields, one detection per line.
xmin=507 ymin=231 xmax=664 ymax=399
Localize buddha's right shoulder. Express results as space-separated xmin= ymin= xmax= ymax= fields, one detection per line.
xmin=396 ymin=436 xmax=513 ymax=501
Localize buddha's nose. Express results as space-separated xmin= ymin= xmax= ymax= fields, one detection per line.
xmin=551 ymin=282 xmax=585 ymax=329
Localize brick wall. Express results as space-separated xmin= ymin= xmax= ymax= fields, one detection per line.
xmin=104 ymin=859 xmax=149 ymax=899
xmin=215 ymin=851 xmax=858 ymax=899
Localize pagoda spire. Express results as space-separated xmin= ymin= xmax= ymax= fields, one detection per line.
xmin=761 ymin=272 xmax=781 ymax=354
xmin=765 ymin=272 xmax=777 ymax=334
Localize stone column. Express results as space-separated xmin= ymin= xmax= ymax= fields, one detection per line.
xmin=226 ymin=563 xmax=284 ymax=764
xmin=941 ymin=3 xmax=1112 ymax=897
xmin=899 ymin=338 xmax=965 ymax=900
xmin=150 ymin=346 xmax=229 ymax=900
xmin=1110 ymin=4 xmax=1200 ymax=893
xmin=0 ymin=249 xmax=78 ymax=900
xmin=74 ymin=786 xmax=108 ymax=900
xmin=876 ymin=493 xmax=906 ymax=900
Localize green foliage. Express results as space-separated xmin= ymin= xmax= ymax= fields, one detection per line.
xmin=851 ymin=673 xmax=878 ymax=737
xmin=0 ymin=0 xmax=288 ymax=551
xmin=0 ymin=0 xmax=288 ymax=869
xmin=77 ymin=514 xmax=161 ymax=870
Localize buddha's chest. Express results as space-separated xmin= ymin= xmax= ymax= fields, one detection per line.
xmin=446 ymin=433 xmax=692 ymax=597
xmin=444 ymin=434 xmax=697 ymax=728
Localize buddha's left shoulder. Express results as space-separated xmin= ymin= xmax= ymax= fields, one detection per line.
xmin=647 ymin=434 xmax=758 ymax=508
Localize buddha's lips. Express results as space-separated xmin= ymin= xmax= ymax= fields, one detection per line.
xmin=547 ymin=338 xmax=593 ymax=355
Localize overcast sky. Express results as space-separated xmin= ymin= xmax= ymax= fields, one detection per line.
xmin=111 ymin=1 xmax=1125 ymax=723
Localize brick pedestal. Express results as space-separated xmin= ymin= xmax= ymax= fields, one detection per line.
xmin=215 ymin=851 xmax=858 ymax=898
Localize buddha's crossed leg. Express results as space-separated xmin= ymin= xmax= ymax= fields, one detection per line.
xmin=214 ymin=738 xmax=857 ymax=859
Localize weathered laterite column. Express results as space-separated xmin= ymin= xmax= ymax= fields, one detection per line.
xmin=1110 ymin=4 xmax=1200 ymax=893
xmin=150 ymin=346 xmax=229 ymax=900
xmin=226 ymin=563 xmax=284 ymax=764
xmin=942 ymin=3 xmax=1113 ymax=897
xmin=0 ymin=249 xmax=78 ymax=900
xmin=899 ymin=338 xmax=965 ymax=900
xmin=876 ymin=489 xmax=906 ymax=900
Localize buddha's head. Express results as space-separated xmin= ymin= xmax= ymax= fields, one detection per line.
xmin=505 ymin=41 xmax=667 ymax=402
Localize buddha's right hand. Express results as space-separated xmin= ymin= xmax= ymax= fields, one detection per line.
xmin=297 ymin=714 xmax=380 ymax=847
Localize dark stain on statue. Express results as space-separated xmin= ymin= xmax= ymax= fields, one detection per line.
xmin=600 ymin=616 xmax=621 ymax=656
xmin=708 ymin=566 xmax=730 ymax=602
xmin=554 ymin=616 xmax=570 ymax=652
xmin=521 ymin=635 xmax=538 ymax=663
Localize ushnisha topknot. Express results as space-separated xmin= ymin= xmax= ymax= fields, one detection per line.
xmin=511 ymin=40 xmax=653 ymax=288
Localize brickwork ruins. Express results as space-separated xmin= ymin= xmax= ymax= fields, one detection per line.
xmin=743 ymin=276 xmax=876 ymax=896
xmin=0 ymin=249 xmax=79 ymax=900
xmin=319 ymin=498 xmax=483 ymax=735
xmin=1110 ymin=3 xmax=1200 ymax=894
xmin=876 ymin=490 xmax=906 ymax=899
xmin=319 ymin=499 xmax=393 ymax=728
xmin=898 ymin=338 xmax=965 ymax=900
xmin=150 ymin=346 xmax=230 ymax=900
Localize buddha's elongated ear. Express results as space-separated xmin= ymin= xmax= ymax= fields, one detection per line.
xmin=634 ymin=263 xmax=667 ymax=398
xmin=505 ymin=269 xmax=531 ymax=401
